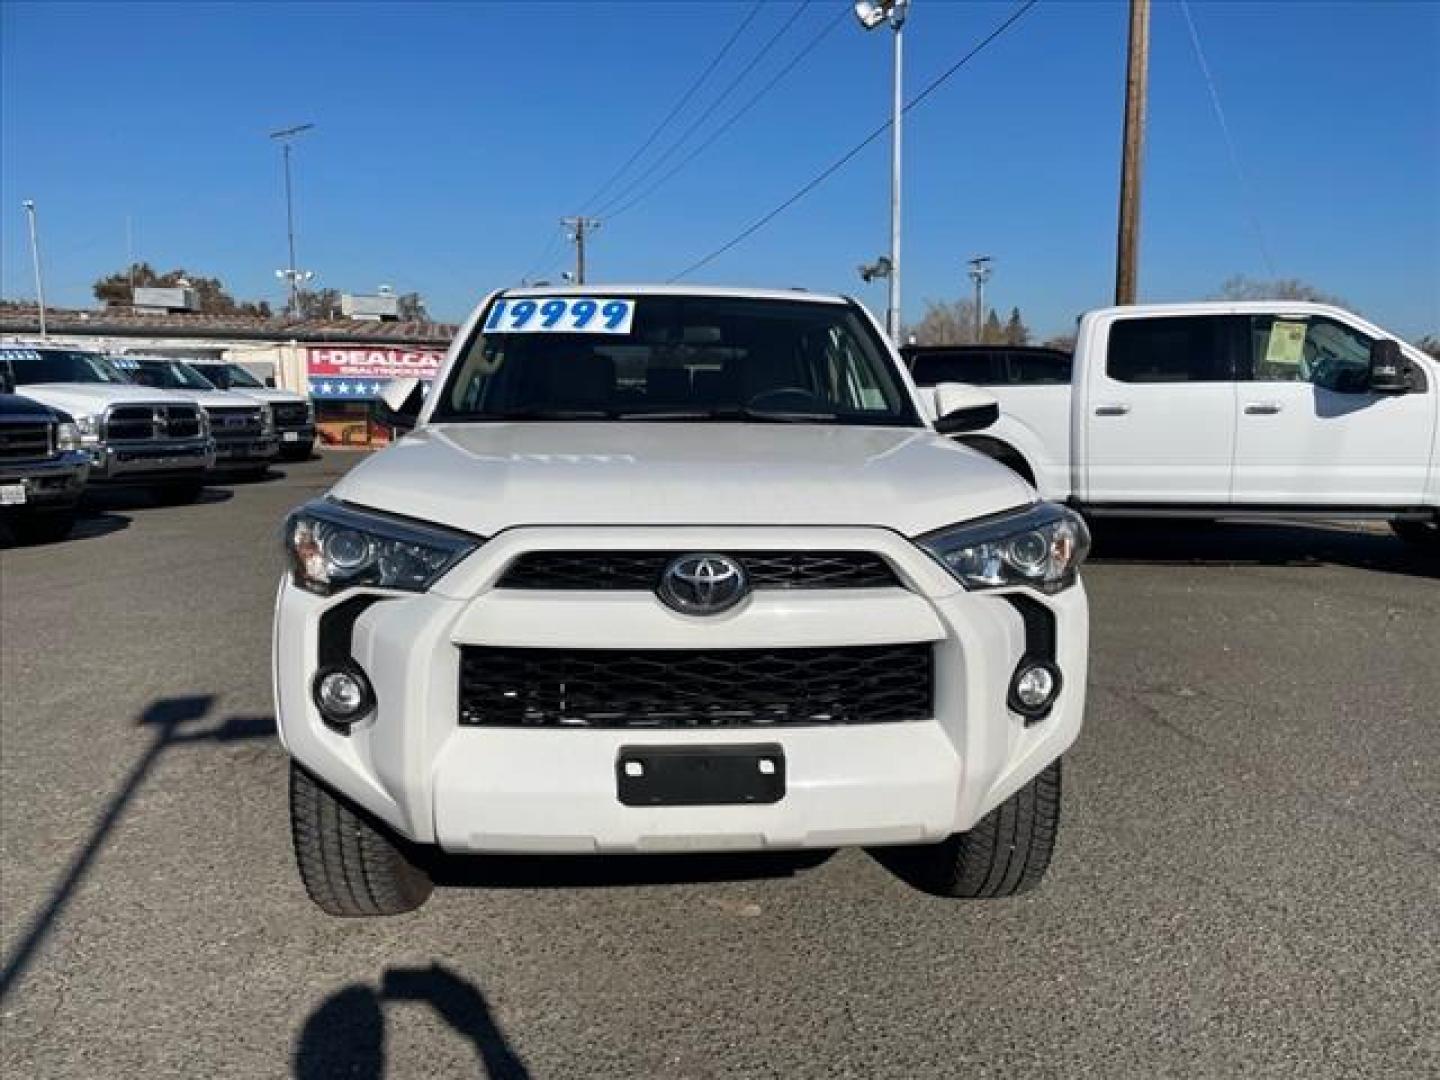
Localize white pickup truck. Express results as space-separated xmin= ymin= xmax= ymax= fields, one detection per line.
xmin=913 ymin=303 xmax=1438 ymax=548
xmin=276 ymin=285 xmax=1090 ymax=916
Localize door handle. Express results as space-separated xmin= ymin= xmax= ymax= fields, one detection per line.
xmin=1094 ymin=404 xmax=1131 ymax=416
xmin=1244 ymin=402 xmax=1283 ymax=415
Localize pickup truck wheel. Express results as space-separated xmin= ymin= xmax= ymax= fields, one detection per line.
xmin=889 ymin=758 xmax=1062 ymax=898
xmin=1391 ymin=517 xmax=1439 ymax=551
xmin=289 ymin=763 xmax=433 ymax=917
xmin=11 ymin=509 xmax=78 ymax=544
xmin=154 ymin=481 xmax=205 ymax=506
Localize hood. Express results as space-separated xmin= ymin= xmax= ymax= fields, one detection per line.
xmin=160 ymin=389 xmax=265 ymax=410
xmin=238 ymin=387 xmax=307 ymax=405
xmin=0 ymin=393 xmax=59 ymax=422
xmin=331 ymin=422 xmax=1034 ymax=537
xmin=15 ymin=383 xmax=204 ymax=416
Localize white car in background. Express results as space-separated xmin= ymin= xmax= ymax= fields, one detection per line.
xmin=192 ymin=361 xmax=316 ymax=461
xmin=115 ymin=356 xmax=278 ymax=478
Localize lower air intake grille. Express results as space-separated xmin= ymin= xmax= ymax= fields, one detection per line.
xmin=458 ymin=643 xmax=933 ymax=728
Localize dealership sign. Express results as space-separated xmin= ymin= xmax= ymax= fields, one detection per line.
xmin=306 ymin=347 xmax=446 ymax=400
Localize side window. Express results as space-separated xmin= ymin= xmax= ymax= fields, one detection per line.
xmin=1247 ymin=316 xmax=1373 ymax=394
xmin=908 ymin=352 xmax=1003 ymax=386
xmin=1106 ymin=316 xmax=1231 ymax=383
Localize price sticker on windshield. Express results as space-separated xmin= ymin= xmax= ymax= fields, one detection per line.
xmin=484 ymin=297 xmax=635 ymax=335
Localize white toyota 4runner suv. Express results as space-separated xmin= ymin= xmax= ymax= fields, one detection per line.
xmin=276 ymin=286 xmax=1091 ymax=916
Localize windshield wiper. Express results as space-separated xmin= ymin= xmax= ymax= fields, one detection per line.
xmin=466 ymin=408 xmax=616 ymax=421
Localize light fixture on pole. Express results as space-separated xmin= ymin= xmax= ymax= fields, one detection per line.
xmin=22 ymin=200 xmax=48 ymax=338
xmin=269 ymin=122 xmax=315 ymax=316
xmin=967 ymin=255 xmax=992 ymax=342
xmin=854 ymin=0 xmax=909 ymax=343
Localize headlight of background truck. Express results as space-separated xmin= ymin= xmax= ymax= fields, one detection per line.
xmin=283 ymin=500 xmax=481 ymax=596
xmin=73 ymin=414 xmax=102 ymax=445
xmin=260 ymin=403 xmax=275 ymax=436
xmin=918 ymin=503 xmax=1090 ymax=594
xmin=55 ymin=421 xmax=82 ymax=452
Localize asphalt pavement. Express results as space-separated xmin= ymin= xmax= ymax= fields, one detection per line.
xmin=2 ymin=454 xmax=1437 ymax=1079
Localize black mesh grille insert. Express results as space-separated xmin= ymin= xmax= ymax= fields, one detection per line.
xmin=497 ymin=551 xmax=900 ymax=591
xmin=458 ymin=643 xmax=933 ymax=728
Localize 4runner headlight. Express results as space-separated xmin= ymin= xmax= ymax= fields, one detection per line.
xmin=284 ymin=500 xmax=480 ymax=596
xmin=918 ymin=503 xmax=1090 ymax=594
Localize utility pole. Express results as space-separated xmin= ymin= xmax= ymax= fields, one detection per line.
xmin=270 ymin=123 xmax=315 ymax=315
xmin=967 ymin=255 xmax=992 ymax=343
xmin=1115 ymin=0 xmax=1150 ymax=305
xmin=22 ymin=200 xmax=47 ymax=338
xmin=562 ymin=216 xmax=601 ymax=284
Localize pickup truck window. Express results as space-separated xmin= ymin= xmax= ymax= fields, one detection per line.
xmin=437 ymin=295 xmax=921 ymax=426
xmin=1106 ymin=316 xmax=1232 ymax=383
xmin=1245 ymin=315 xmax=1373 ymax=394
xmin=906 ymin=348 xmax=1072 ymax=387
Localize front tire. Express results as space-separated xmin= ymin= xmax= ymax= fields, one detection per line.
xmin=1391 ymin=517 xmax=1439 ymax=552
xmin=289 ymin=763 xmax=433 ymax=917
xmin=888 ymin=758 xmax=1062 ymax=898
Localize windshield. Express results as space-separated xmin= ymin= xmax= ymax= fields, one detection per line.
xmin=220 ymin=364 xmax=265 ymax=389
xmin=4 ymin=349 xmax=130 ymax=385
xmin=434 ymin=294 xmax=920 ymax=426
xmin=129 ymin=359 xmax=217 ymax=391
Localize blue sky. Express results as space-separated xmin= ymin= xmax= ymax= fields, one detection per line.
xmin=2 ymin=0 xmax=1437 ymax=339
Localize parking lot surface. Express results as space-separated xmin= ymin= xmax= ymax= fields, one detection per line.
xmin=2 ymin=454 xmax=1437 ymax=1079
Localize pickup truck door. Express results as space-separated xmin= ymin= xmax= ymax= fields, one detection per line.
xmin=1083 ymin=314 xmax=1237 ymax=504
xmin=1232 ymin=314 xmax=1433 ymax=505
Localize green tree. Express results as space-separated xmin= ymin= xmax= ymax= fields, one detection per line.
xmin=981 ymin=309 xmax=1004 ymax=344
xmin=396 ymin=292 xmax=429 ymax=322
xmin=1003 ymin=306 xmax=1030 ymax=345
xmin=295 ymin=288 xmax=343 ymax=319
xmin=91 ymin=263 xmax=271 ymax=317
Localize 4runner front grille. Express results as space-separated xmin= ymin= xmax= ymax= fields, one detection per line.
xmin=496 ymin=551 xmax=901 ymax=591
xmin=457 ymin=643 xmax=933 ymax=728
xmin=0 ymin=420 xmax=52 ymax=461
xmin=104 ymin=404 xmax=203 ymax=441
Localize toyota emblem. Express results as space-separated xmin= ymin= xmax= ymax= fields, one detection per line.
xmin=658 ymin=553 xmax=749 ymax=615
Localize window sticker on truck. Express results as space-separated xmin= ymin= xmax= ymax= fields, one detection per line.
xmin=484 ymin=297 xmax=635 ymax=335
xmin=1264 ymin=320 xmax=1307 ymax=370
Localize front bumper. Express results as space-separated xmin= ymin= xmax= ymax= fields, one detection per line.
xmin=0 ymin=451 xmax=90 ymax=510
xmin=87 ymin=438 xmax=215 ymax=483
xmin=274 ymin=526 xmax=1088 ymax=853
xmin=210 ymin=435 xmax=279 ymax=466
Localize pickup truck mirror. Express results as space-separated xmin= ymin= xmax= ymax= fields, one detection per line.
xmin=264 ymin=376 xmax=276 ymax=388
xmin=932 ymin=382 xmax=1000 ymax=434
xmin=1368 ymin=339 xmax=1411 ymax=394
xmin=376 ymin=377 xmax=424 ymax=433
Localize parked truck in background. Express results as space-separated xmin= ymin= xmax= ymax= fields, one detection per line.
xmin=0 ymin=346 xmax=214 ymax=504
xmin=909 ymin=303 xmax=1439 ymax=550
xmin=0 ymin=366 xmax=90 ymax=542
xmin=116 ymin=356 xmax=278 ymax=479
xmin=191 ymin=361 xmax=316 ymax=460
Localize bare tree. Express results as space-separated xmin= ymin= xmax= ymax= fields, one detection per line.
xmin=906 ymin=299 xmax=1031 ymax=347
xmin=1417 ymin=335 xmax=1440 ymax=360
xmin=1215 ymin=275 xmax=1350 ymax=308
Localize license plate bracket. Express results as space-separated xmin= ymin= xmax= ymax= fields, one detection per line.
xmin=0 ymin=483 xmax=26 ymax=506
xmin=616 ymin=744 xmax=785 ymax=807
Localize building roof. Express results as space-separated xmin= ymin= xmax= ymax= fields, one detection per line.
xmin=0 ymin=300 xmax=457 ymax=346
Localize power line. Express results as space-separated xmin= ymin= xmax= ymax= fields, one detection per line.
xmin=519 ymin=223 xmax=567 ymax=284
xmin=669 ymin=0 xmax=1039 ymax=283
xmin=1179 ymin=0 xmax=1277 ymax=278
xmin=607 ymin=6 xmax=849 ymax=222
xmin=595 ymin=0 xmax=815 ymax=219
xmin=579 ymin=0 xmax=765 ymax=215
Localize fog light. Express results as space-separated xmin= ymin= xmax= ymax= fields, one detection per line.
xmin=312 ymin=665 xmax=374 ymax=726
xmin=1008 ymin=660 xmax=1061 ymax=720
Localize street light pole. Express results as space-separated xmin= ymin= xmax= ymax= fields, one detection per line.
xmin=855 ymin=0 xmax=909 ymax=342
xmin=270 ymin=123 xmax=315 ymax=315
xmin=967 ymin=255 xmax=992 ymax=342
xmin=22 ymin=200 xmax=47 ymax=338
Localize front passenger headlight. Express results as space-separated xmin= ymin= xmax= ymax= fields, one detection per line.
xmin=56 ymin=421 xmax=82 ymax=452
xmin=918 ymin=503 xmax=1090 ymax=594
xmin=284 ymin=499 xmax=481 ymax=596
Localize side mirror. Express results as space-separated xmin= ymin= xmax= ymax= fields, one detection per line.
xmin=1369 ymin=339 xmax=1411 ymax=394
xmin=375 ymin=377 xmax=424 ymax=433
xmin=264 ymin=376 xmax=276 ymax=388
xmin=933 ymin=382 xmax=1000 ymax=434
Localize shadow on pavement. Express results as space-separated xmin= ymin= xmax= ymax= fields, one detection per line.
xmin=428 ymin=847 xmax=833 ymax=890
xmin=82 ymin=485 xmax=234 ymax=512
xmin=293 ymin=963 xmax=529 ymax=1080
xmin=1088 ymin=519 xmax=1438 ymax=579
xmin=0 ymin=696 xmax=274 ymax=1003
